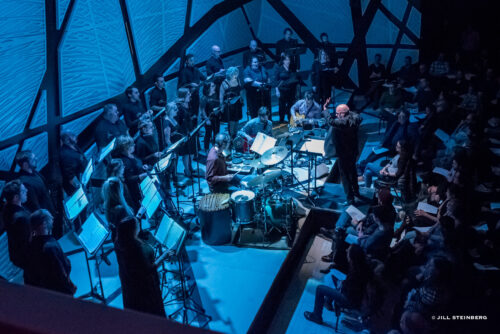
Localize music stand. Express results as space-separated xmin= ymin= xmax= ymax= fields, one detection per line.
xmin=298 ymin=138 xmax=325 ymax=198
xmin=63 ymin=186 xmax=88 ymax=221
xmin=250 ymin=132 xmax=277 ymax=156
xmin=75 ymin=212 xmax=109 ymax=304
xmin=141 ymin=181 xmax=162 ymax=219
xmin=98 ymin=138 xmax=116 ymax=163
xmin=154 ymin=215 xmax=187 ymax=256
xmin=155 ymin=153 xmax=174 ymax=173
xmin=81 ymin=158 xmax=94 ymax=187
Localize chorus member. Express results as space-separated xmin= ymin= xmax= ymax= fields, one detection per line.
xmin=95 ymin=103 xmax=128 ymax=149
xmin=275 ymin=54 xmax=297 ymax=123
xmin=135 ymin=120 xmax=162 ymax=166
xmin=318 ymin=33 xmax=338 ymax=65
xmin=105 ymin=159 xmax=135 ymax=209
xmin=175 ymin=88 xmax=197 ymax=178
xmin=113 ymin=136 xmax=148 ymax=211
xmin=290 ymin=91 xmax=323 ymax=126
xmin=148 ymin=74 xmax=167 ymax=112
xmin=205 ymin=133 xmax=235 ymax=193
xmin=237 ymin=107 xmax=273 ymax=146
xmin=25 ymin=209 xmax=76 ymax=295
xmin=102 ymin=177 xmax=134 ymax=242
xmin=122 ymin=86 xmax=152 ymax=135
xmin=324 ymin=105 xmax=362 ymax=205
xmin=1 ymin=180 xmax=31 ymax=271
xmin=219 ymin=67 xmax=243 ymax=138
xmin=276 ymin=28 xmax=300 ymax=71
xmin=242 ymin=40 xmax=265 ymax=68
xmin=311 ymin=49 xmax=338 ymax=104
xmin=59 ymin=131 xmax=88 ymax=196
xmin=114 ymin=216 xmax=166 ymax=317
xmin=244 ymin=56 xmax=271 ymax=118
xmin=179 ymin=54 xmax=207 ymax=115
xmin=15 ymin=151 xmax=56 ymax=218
xmin=199 ymin=81 xmax=221 ymax=151
xmin=206 ymin=45 xmax=225 ymax=76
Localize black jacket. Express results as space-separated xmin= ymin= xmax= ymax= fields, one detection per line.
xmin=60 ymin=144 xmax=88 ymax=195
xmin=330 ymin=112 xmax=362 ymax=161
xmin=17 ymin=170 xmax=55 ymax=214
xmin=2 ymin=204 xmax=31 ymax=269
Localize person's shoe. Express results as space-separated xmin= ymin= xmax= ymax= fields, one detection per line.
xmin=321 ymin=252 xmax=334 ymax=263
xmin=304 ymin=311 xmax=323 ymax=325
xmin=319 ymin=227 xmax=334 ymax=241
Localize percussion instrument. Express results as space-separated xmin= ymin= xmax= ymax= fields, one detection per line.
xmin=198 ymin=193 xmax=232 ymax=245
xmin=261 ymin=146 xmax=289 ymax=166
xmin=230 ymin=190 xmax=256 ymax=224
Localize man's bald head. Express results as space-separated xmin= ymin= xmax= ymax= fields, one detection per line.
xmin=211 ymin=45 xmax=221 ymax=58
xmin=336 ymin=104 xmax=349 ymax=119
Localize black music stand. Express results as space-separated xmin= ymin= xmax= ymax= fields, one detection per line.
xmin=298 ymin=138 xmax=325 ymax=199
xmin=98 ymin=137 xmax=116 ymax=163
xmin=75 ymin=212 xmax=110 ymax=304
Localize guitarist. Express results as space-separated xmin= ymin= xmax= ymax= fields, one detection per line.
xmin=237 ymin=107 xmax=273 ymax=150
xmin=290 ymin=91 xmax=325 ymax=127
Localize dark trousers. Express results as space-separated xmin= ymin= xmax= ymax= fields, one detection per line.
xmin=278 ymin=89 xmax=295 ymax=123
xmin=338 ymin=157 xmax=359 ymax=201
xmin=247 ymin=90 xmax=272 ymax=119
xmin=204 ymin=118 xmax=220 ymax=150
xmin=313 ymin=285 xmax=350 ymax=320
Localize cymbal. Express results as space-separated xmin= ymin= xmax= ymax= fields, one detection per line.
xmin=261 ymin=146 xmax=289 ymax=166
xmin=247 ymin=170 xmax=283 ymax=188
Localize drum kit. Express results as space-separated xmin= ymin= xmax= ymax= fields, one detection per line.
xmin=200 ymin=144 xmax=297 ymax=245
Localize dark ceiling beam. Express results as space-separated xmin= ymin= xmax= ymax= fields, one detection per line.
xmin=266 ymin=0 xmax=321 ymax=56
xmin=387 ymin=2 xmax=413 ymax=72
xmin=349 ymin=0 xmax=370 ymax=89
xmin=337 ymin=0 xmax=381 ymax=90
xmin=378 ymin=3 xmax=420 ymax=46
xmin=118 ymin=0 xmax=143 ymax=84
xmin=57 ymin=0 xmax=76 ymax=39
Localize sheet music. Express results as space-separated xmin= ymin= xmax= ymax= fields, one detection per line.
xmin=372 ymin=147 xmax=389 ymax=155
xmin=299 ymin=139 xmax=325 ymax=156
xmin=144 ymin=190 xmax=162 ymax=218
xmin=417 ymin=202 xmax=438 ymax=214
xmin=432 ymin=167 xmax=450 ymax=178
xmin=434 ymin=129 xmax=450 ymax=143
xmin=346 ymin=205 xmax=366 ymax=221
xmin=155 ymin=153 xmax=173 ymax=172
xmin=99 ymin=138 xmax=116 ymax=162
xmin=155 ymin=215 xmax=186 ymax=254
xmin=64 ymin=187 xmax=88 ymax=220
xmin=77 ymin=213 xmax=108 ymax=254
xmin=250 ymin=132 xmax=277 ymax=155
xmin=81 ymin=158 xmax=93 ymax=187
xmin=413 ymin=226 xmax=433 ymax=233
xmin=345 ymin=234 xmax=358 ymax=245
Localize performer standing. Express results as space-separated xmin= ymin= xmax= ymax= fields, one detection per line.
xmin=178 ymin=54 xmax=206 ymax=118
xmin=243 ymin=56 xmax=271 ymax=119
xmin=219 ymin=67 xmax=243 ymax=139
xmin=199 ymin=81 xmax=221 ymax=151
xmin=311 ymin=49 xmax=339 ymax=104
xmin=275 ymin=55 xmax=297 ymax=123
xmin=242 ymin=40 xmax=266 ymax=68
xmin=175 ymin=88 xmax=197 ymax=178
xmin=276 ymin=28 xmax=300 ymax=71
xmin=324 ymin=104 xmax=362 ymax=205
xmin=206 ymin=45 xmax=225 ymax=76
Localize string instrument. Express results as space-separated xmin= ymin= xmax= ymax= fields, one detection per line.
xmin=290 ymin=97 xmax=331 ymax=128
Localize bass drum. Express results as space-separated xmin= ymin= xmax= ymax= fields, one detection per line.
xmin=198 ymin=193 xmax=232 ymax=245
xmin=230 ymin=190 xmax=255 ymax=224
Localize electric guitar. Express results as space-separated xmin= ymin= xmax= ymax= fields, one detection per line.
xmin=290 ymin=97 xmax=331 ymax=128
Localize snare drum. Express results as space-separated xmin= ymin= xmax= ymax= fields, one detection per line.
xmin=230 ymin=190 xmax=255 ymax=224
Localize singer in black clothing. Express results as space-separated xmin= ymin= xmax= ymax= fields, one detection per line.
xmin=243 ymin=56 xmax=271 ymax=118
xmin=275 ymin=55 xmax=297 ymax=123
xmin=95 ymin=104 xmax=128 ymax=149
xmin=1 ymin=180 xmax=31 ymax=271
xmin=25 ymin=210 xmax=76 ymax=296
xmin=206 ymin=45 xmax=225 ymax=76
xmin=149 ymin=74 xmax=167 ymax=112
xmin=242 ymin=40 xmax=266 ymax=68
xmin=122 ymin=86 xmax=151 ymax=135
xmin=59 ymin=131 xmax=88 ymax=195
xmin=311 ymin=49 xmax=339 ymax=104
xmin=199 ymin=81 xmax=222 ymax=151
xmin=318 ymin=33 xmax=339 ymax=67
xmin=276 ymin=28 xmax=300 ymax=71
xmin=179 ymin=54 xmax=206 ymax=119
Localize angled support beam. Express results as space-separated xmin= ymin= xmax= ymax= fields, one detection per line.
xmin=349 ymin=0 xmax=370 ymax=89
xmin=387 ymin=3 xmax=413 ymax=72
xmin=266 ymin=0 xmax=321 ymax=56
xmin=58 ymin=0 xmax=76 ymax=38
xmin=118 ymin=0 xmax=143 ymax=84
xmin=378 ymin=3 xmax=420 ymax=46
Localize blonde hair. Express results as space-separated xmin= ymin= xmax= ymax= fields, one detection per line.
xmin=225 ymin=66 xmax=239 ymax=80
xmin=102 ymin=177 xmax=133 ymax=222
xmin=114 ymin=135 xmax=134 ymax=155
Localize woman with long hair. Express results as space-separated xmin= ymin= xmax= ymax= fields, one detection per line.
xmin=175 ymin=88 xmax=197 ymax=178
xmin=102 ymin=176 xmax=134 ymax=241
xmin=304 ymin=244 xmax=372 ymax=324
xmin=115 ymin=216 xmax=166 ymax=317
xmin=199 ymin=81 xmax=221 ymax=151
